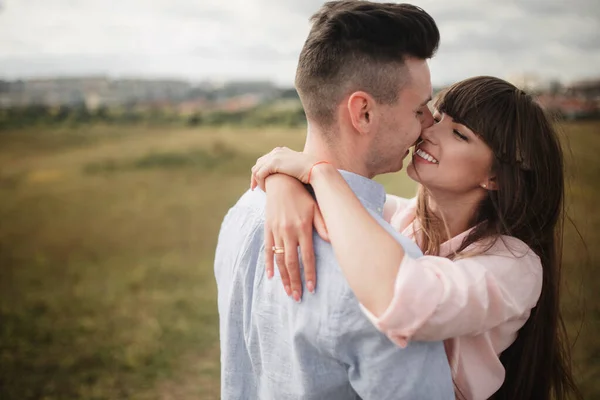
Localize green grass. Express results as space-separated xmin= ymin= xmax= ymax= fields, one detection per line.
xmin=0 ymin=122 xmax=598 ymax=399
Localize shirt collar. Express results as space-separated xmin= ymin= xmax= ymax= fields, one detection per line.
xmin=338 ymin=170 xmax=386 ymax=217
xmin=399 ymin=199 xmax=479 ymax=257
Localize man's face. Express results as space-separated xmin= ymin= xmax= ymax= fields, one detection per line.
xmin=368 ymin=58 xmax=434 ymax=175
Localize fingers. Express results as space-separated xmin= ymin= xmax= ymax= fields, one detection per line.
xmin=313 ymin=206 xmax=329 ymax=242
xmin=283 ymin=236 xmax=302 ymax=302
xmin=264 ymin=223 xmax=275 ymax=280
xmin=250 ymin=163 xmax=260 ymax=190
xmin=251 ymin=146 xmax=309 ymax=189
xmin=253 ymin=165 xmax=270 ymax=192
xmin=274 ymin=244 xmax=292 ymax=297
xmin=251 ymin=154 xmax=270 ymax=191
xmin=250 ymin=174 xmax=258 ymax=191
xmin=265 ymin=212 xmax=292 ymax=299
xmin=252 ymin=155 xmax=277 ymax=192
xmin=299 ymin=227 xmax=316 ymax=294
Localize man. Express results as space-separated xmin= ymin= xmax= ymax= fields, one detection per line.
xmin=214 ymin=2 xmax=453 ymax=399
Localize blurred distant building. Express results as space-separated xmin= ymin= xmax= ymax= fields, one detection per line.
xmin=0 ymin=77 xmax=108 ymax=107
xmin=217 ymin=94 xmax=263 ymax=112
xmin=176 ymin=99 xmax=211 ymax=115
xmin=568 ymin=79 xmax=600 ymax=100
xmin=0 ymin=77 xmax=195 ymax=108
xmin=506 ymin=73 xmax=551 ymax=93
xmin=84 ymin=92 xmax=102 ymax=111
xmin=536 ymin=78 xmax=600 ymax=120
xmin=1 ymin=75 xmax=598 ymax=121
xmin=0 ymin=77 xmax=283 ymax=113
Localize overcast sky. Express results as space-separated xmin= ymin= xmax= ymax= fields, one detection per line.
xmin=0 ymin=0 xmax=598 ymax=86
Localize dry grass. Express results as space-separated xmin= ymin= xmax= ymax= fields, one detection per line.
xmin=0 ymin=122 xmax=597 ymax=399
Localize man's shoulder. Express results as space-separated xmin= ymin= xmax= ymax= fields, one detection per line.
xmin=221 ymin=189 xmax=266 ymax=227
xmin=232 ymin=188 xmax=267 ymax=213
xmin=216 ymin=189 xmax=266 ymax=256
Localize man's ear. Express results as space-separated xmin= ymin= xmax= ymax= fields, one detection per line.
xmin=347 ymin=91 xmax=377 ymax=135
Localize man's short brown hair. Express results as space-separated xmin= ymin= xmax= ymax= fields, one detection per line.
xmin=295 ymin=1 xmax=439 ymax=126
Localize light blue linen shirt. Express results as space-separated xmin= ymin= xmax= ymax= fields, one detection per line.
xmin=214 ymin=171 xmax=453 ymax=399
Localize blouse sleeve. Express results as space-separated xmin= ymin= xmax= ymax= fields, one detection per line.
xmin=361 ymin=237 xmax=543 ymax=345
xmin=383 ymin=195 xmax=413 ymax=223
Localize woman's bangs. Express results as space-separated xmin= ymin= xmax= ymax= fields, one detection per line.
xmin=433 ymin=77 xmax=510 ymax=146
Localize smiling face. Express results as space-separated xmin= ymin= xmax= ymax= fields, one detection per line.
xmin=407 ymin=110 xmax=495 ymax=194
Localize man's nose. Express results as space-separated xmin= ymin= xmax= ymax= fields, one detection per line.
xmin=420 ymin=107 xmax=434 ymax=129
xmin=420 ymin=112 xmax=438 ymax=142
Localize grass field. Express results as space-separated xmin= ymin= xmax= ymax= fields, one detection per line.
xmin=0 ymin=122 xmax=598 ymax=399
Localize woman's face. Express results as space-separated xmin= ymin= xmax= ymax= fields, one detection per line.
xmin=406 ymin=110 xmax=495 ymax=194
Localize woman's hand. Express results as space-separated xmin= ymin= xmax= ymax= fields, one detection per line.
xmin=251 ymin=147 xmax=319 ymax=191
xmin=262 ymin=174 xmax=329 ymax=302
xmin=251 ymin=146 xmax=409 ymax=315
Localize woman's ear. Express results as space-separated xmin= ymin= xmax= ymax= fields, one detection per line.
xmin=481 ymin=175 xmax=498 ymax=191
xmin=347 ymin=91 xmax=377 ymax=135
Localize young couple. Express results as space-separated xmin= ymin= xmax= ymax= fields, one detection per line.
xmin=215 ymin=1 xmax=580 ymax=399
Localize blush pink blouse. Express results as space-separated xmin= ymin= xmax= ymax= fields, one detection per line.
xmin=363 ymin=196 xmax=543 ymax=400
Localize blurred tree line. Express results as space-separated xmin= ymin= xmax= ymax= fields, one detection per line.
xmin=0 ymin=102 xmax=307 ymax=131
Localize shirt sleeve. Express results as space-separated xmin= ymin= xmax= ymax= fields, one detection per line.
xmin=361 ymin=238 xmax=543 ymax=345
xmin=332 ymin=286 xmax=455 ymax=400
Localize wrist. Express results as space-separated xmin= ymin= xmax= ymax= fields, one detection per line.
xmin=265 ymin=173 xmax=304 ymax=192
xmin=309 ymin=162 xmax=335 ymax=184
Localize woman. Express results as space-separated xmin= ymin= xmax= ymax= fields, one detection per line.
xmin=250 ymin=77 xmax=580 ymax=400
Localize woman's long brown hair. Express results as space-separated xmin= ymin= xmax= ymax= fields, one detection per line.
xmin=416 ymin=76 xmax=581 ymax=400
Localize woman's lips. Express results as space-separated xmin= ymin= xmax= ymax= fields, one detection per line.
xmin=415 ymin=148 xmax=439 ymax=164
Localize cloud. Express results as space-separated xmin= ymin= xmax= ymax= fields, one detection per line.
xmin=0 ymin=0 xmax=598 ymax=85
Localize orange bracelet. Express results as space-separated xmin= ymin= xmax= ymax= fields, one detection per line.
xmin=307 ymin=161 xmax=331 ymax=184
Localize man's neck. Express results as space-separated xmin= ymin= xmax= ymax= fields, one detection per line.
xmin=303 ymin=124 xmax=372 ymax=178
xmin=426 ymin=189 xmax=485 ymax=240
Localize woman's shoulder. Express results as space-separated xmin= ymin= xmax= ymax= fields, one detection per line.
xmin=490 ymin=235 xmax=539 ymax=257
xmin=385 ymin=195 xmax=416 ymax=210
xmin=384 ymin=195 xmax=417 ymax=226
xmin=466 ymin=235 xmax=542 ymax=274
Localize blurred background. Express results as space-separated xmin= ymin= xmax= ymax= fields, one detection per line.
xmin=0 ymin=0 xmax=598 ymax=399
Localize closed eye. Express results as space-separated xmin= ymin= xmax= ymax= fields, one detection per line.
xmin=454 ymin=130 xmax=468 ymax=141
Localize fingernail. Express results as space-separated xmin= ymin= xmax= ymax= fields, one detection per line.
xmin=267 ymin=270 xmax=273 ymax=279
xmin=284 ymin=285 xmax=291 ymax=296
xmin=293 ymin=290 xmax=301 ymax=303
xmin=307 ymin=280 xmax=314 ymax=293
